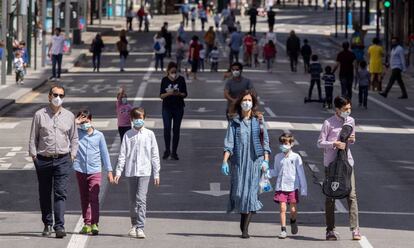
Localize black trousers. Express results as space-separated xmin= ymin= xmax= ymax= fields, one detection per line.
xmin=308 ymin=79 xmax=322 ymax=100
xmin=35 ymin=154 xmax=72 ymax=230
xmin=340 ymin=75 xmax=354 ymax=100
xmin=52 ymin=54 xmax=63 ymax=78
xmin=92 ymin=52 xmax=101 ymax=70
xmin=325 ymin=86 xmax=333 ymax=106
xmin=289 ymin=53 xmax=298 ymax=72
xmin=249 ymin=20 xmax=256 ymax=35
xmin=162 ymin=107 xmax=184 ymax=154
xmin=383 ymin=68 xmax=408 ymax=97
xmin=359 ymin=86 xmax=368 ymax=107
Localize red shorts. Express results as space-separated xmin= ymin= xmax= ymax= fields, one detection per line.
xmin=273 ymin=189 xmax=299 ymax=204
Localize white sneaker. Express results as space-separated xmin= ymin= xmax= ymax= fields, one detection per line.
xmin=50 ymin=77 xmax=56 ymax=82
xmin=278 ymin=230 xmax=287 ymax=239
xmin=136 ymin=228 xmax=146 ymax=239
xmin=20 ymin=80 xmax=24 ymax=85
xmin=128 ymin=226 xmax=137 ymax=237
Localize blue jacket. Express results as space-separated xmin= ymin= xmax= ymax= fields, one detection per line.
xmin=224 ymin=116 xmax=271 ymax=165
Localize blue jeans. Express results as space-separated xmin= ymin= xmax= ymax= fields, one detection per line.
xmin=162 ymin=107 xmax=184 ymax=154
xmin=358 ymin=86 xmax=368 ymax=107
xmin=52 ymin=54 xmax=63 ymax=78
xmin=34 ymin=154 xmax=72 ymax=230
xmin=155 ymin=53 xmax=164 ymax=71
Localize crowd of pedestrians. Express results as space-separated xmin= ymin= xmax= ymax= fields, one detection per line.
xmin=25 ymin=1 xmax=413 ymax=244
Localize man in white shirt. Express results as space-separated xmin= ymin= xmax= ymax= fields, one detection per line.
xmin=380 ymin=37 xmax=408 ymax=99
xmin=48 ymin=28 xmax=65 ymax=81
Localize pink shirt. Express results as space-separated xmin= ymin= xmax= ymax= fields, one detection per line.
xmin=116 ymin=101 xmax=132 ymax=127
xmin=317 ymin=114 xmax=355 ymax=167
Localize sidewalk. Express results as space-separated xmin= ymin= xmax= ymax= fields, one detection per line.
xmin=0 ymin=20 xmax=122 ymax=112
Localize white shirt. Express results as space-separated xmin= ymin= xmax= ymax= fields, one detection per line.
xmin=14 ymin=57 xmax=25 ymax=71
xmin=390 ymin=45 xmax=406 ymax=71
xmin=267 ymin=151 xmax=307 ymax=195
xmin=153 ymin=36 xmax=166 ymax=54
xmin=116 ymin=127 xmax=160 ymax=179
xmin=50 ymin=35 xmax=65 ymax=55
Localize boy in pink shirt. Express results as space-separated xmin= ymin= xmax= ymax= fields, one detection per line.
xmin=116 ymin=87 xmax=132 ymax=141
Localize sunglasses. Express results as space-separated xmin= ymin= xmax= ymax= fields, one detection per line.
xmin=52 ymin=93 xmax=65 ymax=98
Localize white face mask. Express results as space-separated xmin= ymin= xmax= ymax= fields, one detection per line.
xmin=241 ymin=101 xmax=253 ymax=111
xmin=51 ymin=96 xmax=63 ymax=107
xmin=340 ymin=110 xmax=351 ymax=119
xmin=279 ymin=144 xmax=292 ymax=153
xmin=169 ymin=73 xmax=177 ymax=79
xmin=232 ymin=70 xmax=241 ymax=77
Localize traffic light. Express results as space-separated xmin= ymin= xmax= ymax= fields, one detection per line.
xmin=383 ymin=0 xmax=391 ymax=8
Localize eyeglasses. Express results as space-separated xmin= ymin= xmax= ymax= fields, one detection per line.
xmin=52 ymin=93 xmax=65 ymax=98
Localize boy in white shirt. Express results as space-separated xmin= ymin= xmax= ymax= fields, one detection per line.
xmin=267 ymin=133 xmax=307 ymax=239
xmin=114 ymin=107 xmax=160 ymax=239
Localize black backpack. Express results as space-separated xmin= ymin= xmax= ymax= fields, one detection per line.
xmin=322 ymin=124 xmax=353 ymax=199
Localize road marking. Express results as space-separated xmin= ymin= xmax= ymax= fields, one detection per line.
xmin=0 ymin=122 xmax=20 ymax=129
xmin=205 ymin=79 xmax=223 ymax=83
xmin=264 ymin=107 xmax=277 ymax=117
xmin=193 ymin=183 xmax=229 ymax=197
xmin=134 ymin=58 xmax=149 ymax=62
xmin=359 ymin=236 xmax=374 ymax=248
xmin=307 ymin=163 xmax=320 ymax=173
xmin=298 ymin=151 xmax=308 ymax=157
xmin=265 ymin=80 xmax=282 ymax=84
xmin=92 ymin=121 xmax=110 ymax=128
xmin=0 ymin=163 xmax=12 ymax=169
xmin=117 ymin=79 xmax=134 ymax=83
xmin=23 ymin=163 xmax=34 ymax=170
xmin=87 ymin=79 xmax=105 ymax=83
xmin=294 ymin=81 xmax=310 ymax=85
xmin=405 ymin=107 xmax=414 ymax=111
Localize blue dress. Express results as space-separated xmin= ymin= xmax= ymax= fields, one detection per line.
xmin=224 ymin=117 xmax=270 ymax=214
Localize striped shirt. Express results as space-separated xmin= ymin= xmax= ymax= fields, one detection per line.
xmin=322 ymin=73 xmax=336 ymax=87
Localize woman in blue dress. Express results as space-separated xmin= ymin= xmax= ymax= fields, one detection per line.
xmin=221 ymin=90 xmax=271 ymax=239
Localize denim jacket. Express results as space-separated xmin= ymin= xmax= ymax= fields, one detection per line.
xmin=224 ymin=116 xmax=271 ymax=164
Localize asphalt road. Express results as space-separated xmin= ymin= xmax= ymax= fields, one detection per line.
xmin=0 ymin=7 xmax=414 ymax=248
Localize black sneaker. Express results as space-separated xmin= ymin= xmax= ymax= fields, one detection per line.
xmin=162 ymin=151 xmax=170 ymax=160
xmin=170 ymin=153 xmax=179 ymax=160
xmin=42 ymin=225 xmax=52 ymax=237
xmin=55 ymin=228 xmax=67 ymax=239
xmin=398 ymin=95 xmax=408 ymax=99
xmin=379 ymin=92 xmax=387 ymax=98
xmin=290 ymin=219 xmax=298 ymax=234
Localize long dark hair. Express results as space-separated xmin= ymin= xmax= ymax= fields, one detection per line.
xmin=228 ymin=90 xmax=261 ymax=119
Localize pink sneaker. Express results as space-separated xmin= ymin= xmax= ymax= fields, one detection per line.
xmin=352 ymin=228 xmax=361 ymax=240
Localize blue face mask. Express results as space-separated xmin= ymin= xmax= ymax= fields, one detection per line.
xmin=121 ymin=98 xmax=128 ymax=104
xmin=80 ymin=122 xmax=92 ymax=131
xmin=279 ymin=144 xmax=292 ymax=153
xmin=133 ymin=119 xmax=145 ymax=128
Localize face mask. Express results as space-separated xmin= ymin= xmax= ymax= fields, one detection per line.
xmin=340 ymin=110 xmax=351 ymax=119
xmin=121 ymin=98 xmax=128 ymax=104
xmin=51 ymin=96 xmax=63 ymax=107
xmin=241 ymin=101 xmax=253 ymax=111
xmin=279 ymin=144 xmax=292 ymax=153
xmin=133 ymin=119 xmax=145 ymax=128
xmin=80 ymin=122 xmax=92 ymax=131
xmin=232 ymin=70 xmax=241 ymax=77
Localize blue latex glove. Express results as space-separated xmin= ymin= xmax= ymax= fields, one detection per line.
xmin=221 ymin=162 xmax=229 ymax=176
xmin=261 ymin=160 xmax=269 ymax=172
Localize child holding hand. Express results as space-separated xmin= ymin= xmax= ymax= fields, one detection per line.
xmin=267 ymin=133 xmax=307 ymax=239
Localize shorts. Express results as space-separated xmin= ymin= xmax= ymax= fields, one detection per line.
xmin=273 ymin=189 xmax=299 ymax=204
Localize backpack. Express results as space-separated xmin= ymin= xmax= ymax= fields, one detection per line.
xmin=322 ymin=124 xmax=353 ymax=199
xmin=153 ymin=41 xmax=161 ymax=51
